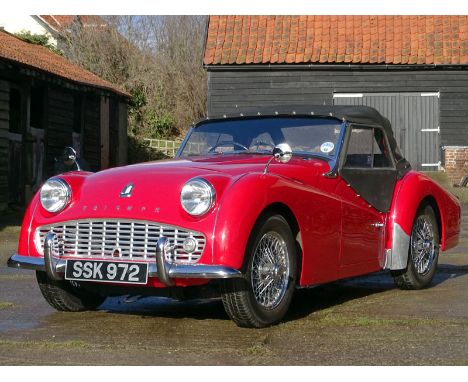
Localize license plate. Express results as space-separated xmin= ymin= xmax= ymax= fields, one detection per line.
xmin=65 ymin=260 xmax=148 ymax=285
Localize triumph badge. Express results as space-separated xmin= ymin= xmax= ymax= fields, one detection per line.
xmin=120 ymin=183 xmax=134 ymax=198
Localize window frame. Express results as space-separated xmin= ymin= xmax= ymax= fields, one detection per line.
xmin=177 ymin=116 xmax=346 ymax=161
xmin=339 ymin=123 xmax=396 ymax=171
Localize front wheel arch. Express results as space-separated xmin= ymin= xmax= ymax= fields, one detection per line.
xmin=221 ymin=213 xmax=299 ymax=327
xmin=241 ymin=202 xmax=302 ymax=277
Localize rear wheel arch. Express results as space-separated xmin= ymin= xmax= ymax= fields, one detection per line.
xmin=390 ymin=173 xmax=447 ymax=250
xmin=391 ymin=203 xmax=440 ymax=289
xmin=389 ymin=192 xmax=444 ymax=270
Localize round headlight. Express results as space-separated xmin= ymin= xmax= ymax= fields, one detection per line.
xmin=180 ymin=178 xmax=215 ymax=216
xmin=40 ymin=178 xmax=71 ymax=213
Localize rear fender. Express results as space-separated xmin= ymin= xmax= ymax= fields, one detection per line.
xmin=385 ymin=171 xmax=461 ymax=269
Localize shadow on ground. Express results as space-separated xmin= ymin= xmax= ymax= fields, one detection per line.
xmin=77 ymin=261 xmax=468 ymax=327
xmin=95 ymin=277 xmax=383 ymax=323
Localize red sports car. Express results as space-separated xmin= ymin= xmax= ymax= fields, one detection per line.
xmin=8 ymin=106 xmax=461 ymax=328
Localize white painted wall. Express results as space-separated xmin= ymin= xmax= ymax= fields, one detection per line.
xmin=0 ymin=15 xmax=57 ymax=46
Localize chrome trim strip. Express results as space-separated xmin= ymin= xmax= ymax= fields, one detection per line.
xmin=388 ymin=222 xmax=411 ymax=270
xmin=7 ymin=254 xmax=243 ymax=280
xmin=167 ymin=265 xmax=243 ymax=279
xmin=383 ymin=248 xmax=392 ymax=269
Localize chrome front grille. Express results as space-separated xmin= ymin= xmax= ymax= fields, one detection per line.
xmin=35 ymin=219 xmax=206 ymax=264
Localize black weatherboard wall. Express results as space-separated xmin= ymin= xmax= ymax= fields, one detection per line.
xmin=0 ymin=80 xmax=8 ymax=208
xmin=207 ymin=66 xmax=468 ymax=170
xmin=0 ymin=29 xmax=130 ymax=211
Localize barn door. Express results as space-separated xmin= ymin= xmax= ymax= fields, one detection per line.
xmin=334 ymin=92 xmax=440 ymax=171
xmin=407 ymin=93 xmax=440 ymax=170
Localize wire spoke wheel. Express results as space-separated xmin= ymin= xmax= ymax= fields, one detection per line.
xmin=391 ymin=204 xmax=439 ymax=290
xmin=410 ymin=215 xmax=436 ymax=276
xmin=220 ymin=214 xmax=297 ymax=327
xmin=251 ymin=231 xmax=290 ymax=310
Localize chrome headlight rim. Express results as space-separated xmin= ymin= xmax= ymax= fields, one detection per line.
xmin=40 ymin=178 xmax=72 ymax=213
xmin=180 ymin=177 xmax=215 ymax=217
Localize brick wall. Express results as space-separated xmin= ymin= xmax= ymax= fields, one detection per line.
xmin=444 ymin=146 xmax=468 ymax=185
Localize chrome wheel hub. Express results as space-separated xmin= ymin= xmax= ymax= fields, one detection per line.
xmin=411 ymin=215 xmax=436 ymax=276
xmin=251 ymin=231 xmax=290 ymax=310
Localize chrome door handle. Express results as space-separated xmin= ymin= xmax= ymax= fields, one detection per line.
xmin=371 ymin=222 xmax=384 ymax=228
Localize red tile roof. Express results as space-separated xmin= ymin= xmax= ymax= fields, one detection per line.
xmin=0 ymin=30 xmax=128 ymax=97
xmin=204 ymin=16 xmax=468 ymax=65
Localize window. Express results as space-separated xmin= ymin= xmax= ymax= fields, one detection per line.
xmin=179 ymin=118 xmax=343 ymax=158
xmin=280 ymin=121 xmax=341 ymax=156
xmin=344 ymin=127 xmax=392 ymax=169
xmin=249 ymin=132 xmax=274 ymax=152
xmin=373 ymin=129 xmax=391 ymax=168
xmin=183 ymin=131 xmax=234 ymax=155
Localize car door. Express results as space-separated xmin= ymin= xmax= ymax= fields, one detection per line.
xmin=336 ymin=125 xmax=397 ymax=275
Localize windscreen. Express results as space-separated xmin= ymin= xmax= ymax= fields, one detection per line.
xmin=179 ymin=118 xmax=344 ymax=158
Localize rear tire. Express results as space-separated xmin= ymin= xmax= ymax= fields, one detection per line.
xmin=221 ymin=215 xmax=297 ymax=328
xmin=36 ymin=271 xmax=106 ymax=312
xmin=391 ymin=205 xmax=439 ymax=290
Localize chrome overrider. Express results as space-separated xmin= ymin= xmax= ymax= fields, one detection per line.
xmin=8 ymin=232 xmax=243 ymax=285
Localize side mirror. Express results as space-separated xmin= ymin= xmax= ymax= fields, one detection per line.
xmin=263 ymin=143 xmax=293 ymax=174
xmin=62 ymin=147 xmax=81 ymax=171
xmin=272 ymin=143 xmax=293 ymax=164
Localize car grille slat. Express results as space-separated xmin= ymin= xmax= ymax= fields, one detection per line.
xmin=35 ymin=219 xmax=206 ymax=264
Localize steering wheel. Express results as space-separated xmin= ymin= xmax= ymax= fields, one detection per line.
xmin=208 ymin=141 xmax=249 ymax=153
xmin=251 ymin=140 xmax=276 ymax=151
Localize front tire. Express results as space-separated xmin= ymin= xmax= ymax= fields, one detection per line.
xmin=36 ymin=271 xmax=106 ymax=311
xmin=221 ymin=215 xmax=298 ymax=328
xmin=391 ymin=205 xmax=439 ymax=290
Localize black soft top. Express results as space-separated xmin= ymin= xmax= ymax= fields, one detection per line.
xmin=205 ymin=105 xmax=411 ymax=178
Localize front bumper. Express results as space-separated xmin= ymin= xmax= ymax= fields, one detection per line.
xmin=8 ymin=233 xmax=243 ymax=286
